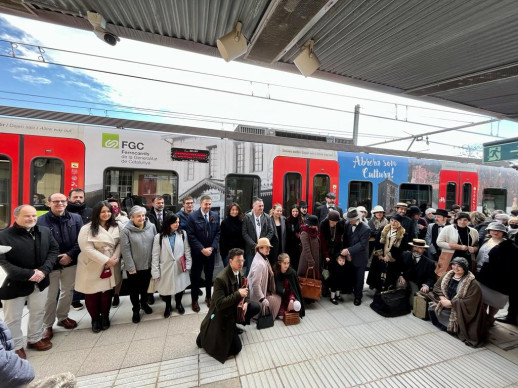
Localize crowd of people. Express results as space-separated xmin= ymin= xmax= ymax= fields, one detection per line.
xmin=1 ymin=189 xmax=517 ymax=368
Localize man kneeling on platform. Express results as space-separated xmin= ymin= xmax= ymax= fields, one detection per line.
xmin=196 ymin=248 xmax=260 ymax=363
xmin=399 ymin=239 xmax=436 ymax=307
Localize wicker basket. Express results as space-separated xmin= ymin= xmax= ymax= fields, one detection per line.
xmin=283 ymin=311 xmax=300 ymax=326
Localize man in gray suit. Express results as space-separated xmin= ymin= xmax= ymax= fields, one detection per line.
xmin=242 ymin=198 xmax=274 ymax=275
xmin=341 ymin=208 xmax=371 ymax=306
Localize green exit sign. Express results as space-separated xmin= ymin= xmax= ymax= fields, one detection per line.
xmin=483 ymin=138 xmax=518 ymax=163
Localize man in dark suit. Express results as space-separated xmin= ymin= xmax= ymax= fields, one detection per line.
xmin=242 ymin=198 xmax=274 ymax=275
xmin=315 ymin=192 xmax=343 ymax=222
xmin=146 ymin=195 xmax=172 ymax=232
xmin=425 ymin=208 xmax=450 ymax=261
xmin=0 ymin=205 xmax=59 ymax=359
xmin=196 ymin=248 xmax=260 ymax=363
xmin=399 ymin=239 xmax=436 ymax=307
xmin=187 ymin=195 xmax=221 ymax=312
xmin=341 ymin=208 xmax=370 ymax=306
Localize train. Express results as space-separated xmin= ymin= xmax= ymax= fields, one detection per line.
xmin=1 ymin=110 xmax=517 ymax=230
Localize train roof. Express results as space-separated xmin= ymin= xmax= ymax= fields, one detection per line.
xmin=1 ymin=1 xmax=517 ymax=122
xmin=0 ymin=104 xmax=488 ymax=166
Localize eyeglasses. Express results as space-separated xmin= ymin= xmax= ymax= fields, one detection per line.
xmin=51 ymin=200 xmax=67 ymax=204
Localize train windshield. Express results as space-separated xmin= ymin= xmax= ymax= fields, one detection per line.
xmin=0 ymin=156 xmax=10 ymax=229
xmin=104 ymin=169 xmax=178 ymax=213
xmin=31 ymin=158 xmax=64 ymax=212
xmin=225 ymin=174 xmax=261 ymax=213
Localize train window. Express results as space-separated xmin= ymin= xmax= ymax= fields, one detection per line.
xmin=30 ymin=158 xmax=64 ymax=211
xmin=0 ymin=156 xmax=11 ymax=229
xmin=348 ymin=181 xmax=372 ymax=211
xmin=312 ymin=174 xmax=330 ymax=215
xmin=445 ymin=182 xmax=457 ymax=211
xmin=252 ymin=144 xmax=263 ymax=172
xmin=461 ymin=183 xmax=472 ymax=211
xmin=482 ymin=188 xmax=507 ymax=214
xmin=399 ymin=184 xmax=432 ymax=209
xmin=225 ymin=174 xmax=260 ymax=213
xmin=104 ymin=169 xmax=178 ymax=212
xmin=283 ymin=172 xmax=302 ymax=214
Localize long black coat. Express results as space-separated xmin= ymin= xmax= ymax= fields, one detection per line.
xmin=199 ymin=265 xmax=247 ymax=363
xmin=400 ymin=251 xmax=436 ymax=289
xmin=477 ymin=239 xmax=518 ymax=296
xmin=0 ymin=224 xmax=59 ymax=299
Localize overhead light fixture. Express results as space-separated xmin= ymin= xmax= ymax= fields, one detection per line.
xmin=217 ymin=22 xmax=247 ymax=62
xmin=294 ymin=39 xmax=320 ymax=77
xmin=87 ymin=11 xmax=120 ymax=46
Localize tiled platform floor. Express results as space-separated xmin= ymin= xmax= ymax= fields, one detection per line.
xmin=4 ymin=288 xmax=518 ymax=388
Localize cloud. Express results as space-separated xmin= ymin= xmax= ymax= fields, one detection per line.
xmin=13 ymin=74 xmax=52 ymax=84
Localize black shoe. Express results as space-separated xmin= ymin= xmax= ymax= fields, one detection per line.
xmin=112 ymin=295 xmax=120 ymax=307
xmin=164 ymin=306 xmax=172 ymax=318
xmin=331 ymin=298 xmax=338 ymax=305
xmin=92 ymin=317 xmax=102 ymax=333
xmin=147 ymin=294 xmax=155 ymax=305
xmin=72 ymin=301 xmax=84 ymax=311
xmin=176 ymin=304 xmax=185 ymax=315
xmin=141 ymin=303 xmax=153 ymax=314
xmin=353 ymin=298 xmax=362 ymax=306
xmin=132 ymin=311 xmax=141 ymax=323
xmin=336 ymin=295 xmax=344 ymax=302
xmin=101 ymin=315 xmax=110 ymax=330
xmin=495 ymin=316 xmax=517 ymax=325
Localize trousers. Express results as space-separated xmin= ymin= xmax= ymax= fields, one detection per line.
xmin=43 ymin=266 xmax=76 ymax=327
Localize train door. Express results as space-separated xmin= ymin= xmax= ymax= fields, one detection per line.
xmin=0 ymin=133 xmax=85 ymax=227
xmin=438 ymin=170 xmax=478 ymax=212
xmin=272 ymin=156 xmax=339 ymax=214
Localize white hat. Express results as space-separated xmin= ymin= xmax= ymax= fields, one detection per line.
xmin=356 ymin=206 xmax=367 ymax=214
xmin=425 ymin=208 xmax=436 ymax=215
xmin=371 ymin=205 xmax=384 ymax=214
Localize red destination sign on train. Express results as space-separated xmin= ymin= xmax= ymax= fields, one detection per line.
xmin=170 ymin=148 xmax=210 ymax=163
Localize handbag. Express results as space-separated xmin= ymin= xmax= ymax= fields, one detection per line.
xmin=370 ymin=288 xmax=410 ymax=317
xmin=299 ymin=267 xmax=322 ymax=300
xmin=413 ymin=292 xmax=430 ymax=320
xmin=180 ymin=255 xmax=187 ymax=272
xmin=257 ymin=306 xmax=274 ymax=330
xmin=100 ymin=268 xmax=112 ymax=279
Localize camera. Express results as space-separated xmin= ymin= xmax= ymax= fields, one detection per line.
xmin=87 ymin=11 xmax=120 ymax=46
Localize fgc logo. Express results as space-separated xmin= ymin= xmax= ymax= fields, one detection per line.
xmin=102 ymin=133 xmax=119 ymax=149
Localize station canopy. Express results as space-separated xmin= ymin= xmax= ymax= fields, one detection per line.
xmin=1 ymin=0 xmax=518 ymax=122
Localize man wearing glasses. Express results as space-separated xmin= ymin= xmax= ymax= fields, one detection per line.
xmin=37 ymin=193 xmax=83 ymax=340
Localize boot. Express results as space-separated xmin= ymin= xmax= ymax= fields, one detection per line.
xmin=164 ymin=305 xmax=172 ymax=318
xmin=141 ymin=303 xmax=153 ymax=314
xmin=92 ymin=317 xmax=102 ymax=333
xmin=101 ymin=315 xmax=110 ymax=330
xmin=132 ymin=310 xmax=141 ymax=323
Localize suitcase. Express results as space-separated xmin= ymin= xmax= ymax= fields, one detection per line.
xmin=413 ymin=292 xmax=429 ymax=320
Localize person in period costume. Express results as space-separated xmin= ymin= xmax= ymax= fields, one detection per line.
xmin=76 ymin=201 xmax=121 ymax=333
xmin=428 ymin=257 xmax=486 ymax=347
xmin=367 ymin=205 xmax=389 ymax=263
xmin=196 ymin=248 xmax=260 ymax=363
xmin=425 ymin=208 xmax=450 ymax=262
xmin=320 ymin=210 xmax=348 ymax=297
xmin=151 ymin=214 xmax=192 ymax=318
xmin=368 ymin=214 xmax=407 ymax=292
xmin=315 ymin=192 xmax=343 ymax=223
xmin=297 ymin=215 xmax=321 ymax=281
xmin=248 ymin=238 xmax=282 ymax=318
xmin=273 ymin=253 xmax=305 ymax=318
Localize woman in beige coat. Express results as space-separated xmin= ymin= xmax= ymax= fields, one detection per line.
xmin=76 ymin=201 xmax=120 ymax=333
xmin=151 ymin=214 xmax=192 ymax=318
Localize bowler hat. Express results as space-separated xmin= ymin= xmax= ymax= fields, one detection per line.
xmin=408 ymin=239 xmax=429 ymax=248
xmin=306 ymin=215 xmax=319 ymax=227
xmin=255 ymin=237 xmax=273 ymax=251
xmin=346 ymin=208 xmax=361 ymax=221
xmin=390 ymin=214 xmax=404 ymax=223
xmin=433 ymin=209 xmax=450 ymax=218
xmin=326 ymin=192 xmax=336 ymax=199
xmin=327 ymin=210 xmax=341 ymax=222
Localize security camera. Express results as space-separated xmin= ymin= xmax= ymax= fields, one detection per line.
xmin=87 ymin=11 xmax=120 ymax=46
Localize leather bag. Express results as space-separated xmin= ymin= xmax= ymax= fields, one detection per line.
xmin=370 ymin=288 xmax=410 ymax=317
xmin=100 ymin=268 xmax=112 ymax=279
xmin=413 ymin=292 xmax=429 ymax=320
xmin=257 ymin=306 xmax=274 ymax=330
xmin=299 ymin=267 xmax=322 ymax=301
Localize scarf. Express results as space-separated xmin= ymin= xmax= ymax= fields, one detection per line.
xmin=301 ymin=224 xmax=319 ymax=239
xmin=374 ymin=224 xmax=405 ymax=260
xmin=434 ymin=270 xmax=475 ymax=333
xmin=372 ymin=217 xmax=388 ymax=231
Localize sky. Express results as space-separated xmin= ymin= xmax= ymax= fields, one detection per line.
xmin=0 ymin=13 xmax=517 ymax=158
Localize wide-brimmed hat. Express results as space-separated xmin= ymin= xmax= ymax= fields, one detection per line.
xmin=395 ymin=202 xmax=408 ymax=208
xmin=0 ymin=245 xmax=12 ymax=254
xmin=255 ymin=237 xmax=273 ymax=251
xmin=425 ymin=208 xmax=436 ymax=216
xmin=433 ymin=209 xmax=450 ymax=218
xmin=390 ymin=214 xmax=404 ymax=223
xmin=486 ymin=221 xmax=508 ymax=234
xmin=371 ymin=205 xmax=384 ymax=214
xmin=407 ymin=206 xmax=422 ymax=217
xmin=356 ymin=206 xmax=367 ymax=214
xmin=325 ymin=192 xmax=336 ymax=199
xmin=306 ymin=215 xmax=319 ymax=227
xmin=408 ymin=239 xmax=429 ymax=248
xmin=346 ymin=208 xmax=361 ymax=221
xmin=327 ymin=210 xmax=341 ymax=222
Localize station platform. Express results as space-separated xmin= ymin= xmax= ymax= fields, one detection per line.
xmin=3 ymin=287 xmax=518 ymax=388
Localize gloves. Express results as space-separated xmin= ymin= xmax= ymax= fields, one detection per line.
xmin=261 ymin=298 xmax=269 ymax=308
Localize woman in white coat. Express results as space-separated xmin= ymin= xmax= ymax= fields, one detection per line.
xmin=151 ymin=213 xmax=192 ymax=318
xmin=76 ymin=201 xmax=120 ymax=333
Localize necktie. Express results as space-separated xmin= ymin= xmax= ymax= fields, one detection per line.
xmin=157 ymin=212 xmax=162 ymax=225
xmin=205 ymin=213 xmax=209 ymax=224
xmin=236 ymin=275 xmax=240 ymax=290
